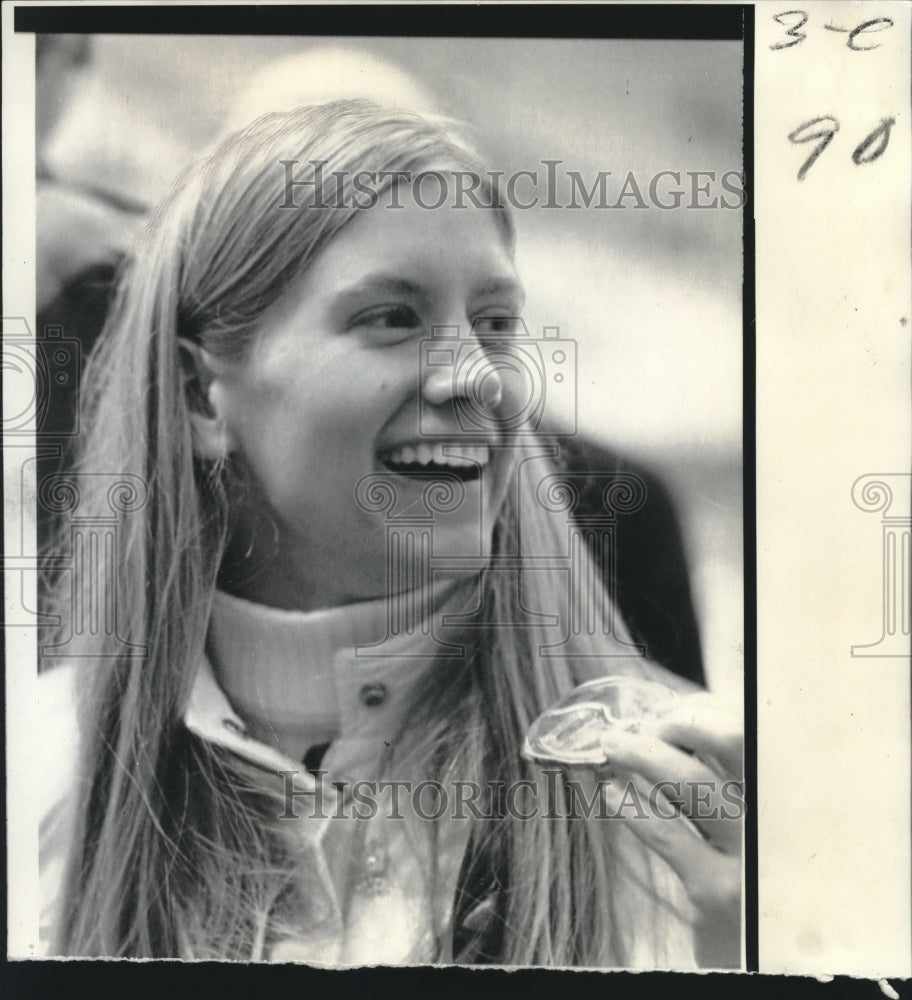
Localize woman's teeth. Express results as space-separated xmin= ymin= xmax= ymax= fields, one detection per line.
xmin=380 ymin=442 xmax=490 ymax=471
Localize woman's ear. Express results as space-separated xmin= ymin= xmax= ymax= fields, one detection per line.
xmin=178 ymin=339 xmax=237 ymax=461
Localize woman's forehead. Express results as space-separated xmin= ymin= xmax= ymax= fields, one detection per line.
xmin=253 ymin=197 xmax=522 ymax=331
xmin=308 ymin=194 xmax=518 ymax=294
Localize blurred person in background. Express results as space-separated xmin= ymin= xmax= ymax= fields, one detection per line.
xmin=35 ymin=34 xmax=147 ymax=572
xmin=37 ymin=34 xmax=145 ymax=350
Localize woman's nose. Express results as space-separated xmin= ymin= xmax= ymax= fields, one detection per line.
xmin=421 ymin=345 xmax=505 ymax=413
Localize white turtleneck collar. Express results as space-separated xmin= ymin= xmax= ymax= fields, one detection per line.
xmin=200 ymin=576 xmax=479 ymax=775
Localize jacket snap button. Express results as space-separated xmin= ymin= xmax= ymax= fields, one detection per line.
xmin=360 ymin=683 xmax=387 ymax=707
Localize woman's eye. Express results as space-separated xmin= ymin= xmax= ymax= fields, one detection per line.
xmin=473 ymin=315 xmax=522 ymax=337
xmin=350 ymin=304 xmax=422 ymax=333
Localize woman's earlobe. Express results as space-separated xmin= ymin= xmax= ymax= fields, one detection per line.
xmin=179 ymin=338 xmax=237 ymax=460
xmin=189 ymin=409 xmax=236 ymax=461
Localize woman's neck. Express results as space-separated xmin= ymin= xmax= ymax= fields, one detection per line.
xmin=217 ymin=533 xmax=400 ymax=613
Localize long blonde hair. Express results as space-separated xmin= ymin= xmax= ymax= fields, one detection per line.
xmin=45 ymin=101 xmax=673 ymax=963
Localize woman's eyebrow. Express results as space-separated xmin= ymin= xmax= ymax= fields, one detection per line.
xmin=332 ymin=274 xmax=429 ymax=303
xmin=330 ymin=273 xmax=525 ymax=310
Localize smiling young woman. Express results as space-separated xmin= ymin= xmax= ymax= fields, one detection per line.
xmin=188 ymin=179 xmax=522 ymax=610
xmin=39 ymin=101 xmax=741 ymax=966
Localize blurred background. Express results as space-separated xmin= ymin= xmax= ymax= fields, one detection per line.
xmin=37 ymin=35 xmax=743 ymax=699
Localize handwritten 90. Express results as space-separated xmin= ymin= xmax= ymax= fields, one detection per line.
xmin=771 ymin=10 xmax=896 ymax=181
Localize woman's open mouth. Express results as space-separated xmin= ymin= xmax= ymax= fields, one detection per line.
xmin=376 ymin=442 xmax=490 ymax=483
